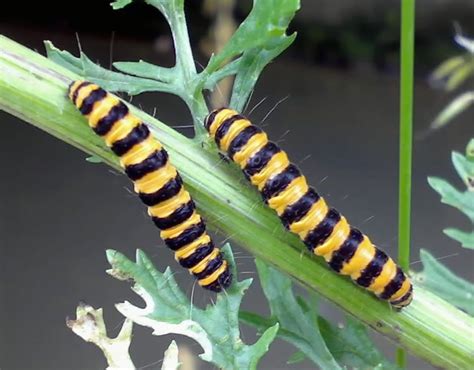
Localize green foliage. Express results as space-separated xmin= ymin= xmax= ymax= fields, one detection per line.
xmin=47 ymin=0 xmax=298 ymax=136
xmin=412 ymin=250 xmax=474 ymax=315
xmin=106 ymin=245 xmax=278 ymax=370
xmin=430 ymin=33 xmax=474 ymax=129
xmin=240 ymin=261 xmax=397 ymax=369
xmin=428 ymin=148 xmax=474 ymax=249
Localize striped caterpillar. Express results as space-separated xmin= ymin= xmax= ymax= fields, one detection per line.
xmin=68 ymin=81 xmax=232 ymax=292
xmin=205 ymin=108 xmax=413 ymax=308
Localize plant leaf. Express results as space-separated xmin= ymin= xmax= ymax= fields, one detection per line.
xmin=455 ymin=34 xmax=474 ymax=54
xmin=114 ymin=61 xmax=176 ymax=83
xmin=443 ymin=228 xmax=474 ymax=249
xmin=252 ymin=260 xmax=340 ymax=369
xmin=318 ymin=316 xmax=400 ymax=370
xmin=45 ymin=41 xmax=175 ymax=95
xmin=430 ymin=91 xmax=474 ymax=129
xmin=106 ymin=246 xmax=278 ymax=370
xmin=413 ymin=249 xmax=474 ymax=315
xmin=430 ymin=55 xmax=468 ymax=90
xmin=452 ymin=151 xmax=474 ymax=189
xmin=467 ymin=138 xmax=474 ymax=161
xmin=428 ymin=176 xmax=474 ymax=222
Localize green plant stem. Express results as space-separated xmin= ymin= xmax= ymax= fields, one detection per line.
xmin=0 ymin=36 xmax=473 ymax=370
xmin=398 ymin=1 xmax=415 ymax=366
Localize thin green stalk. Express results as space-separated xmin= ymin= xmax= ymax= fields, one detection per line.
xmin=398 ymin=0 xmax=415 ymax=367
xmin=1 ymin=36 xmax=473 ymax=370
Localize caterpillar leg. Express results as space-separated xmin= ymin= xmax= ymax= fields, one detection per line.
xmin=205 ymin=108 xmax=412 ymax=307
xmin=68 ymin=81 xmax=232 ymax=292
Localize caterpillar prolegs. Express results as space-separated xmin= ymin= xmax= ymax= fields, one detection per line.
xmin=205 ymin=108 xmax=413 ymax=308
xmin=68 ymin=81 xmax=231 ymax=292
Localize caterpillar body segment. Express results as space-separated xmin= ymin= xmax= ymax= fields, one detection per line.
xmin=68 ymin=81 xmax=232 ymax=292
xmin=205 ymin=108 xmax=413 ymax=308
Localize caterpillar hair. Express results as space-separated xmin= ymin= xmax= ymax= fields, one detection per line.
xmin=205 ymin=108 xmax=413 ymax=308
xmin=68 ymin=81 xmax=232 ymax=292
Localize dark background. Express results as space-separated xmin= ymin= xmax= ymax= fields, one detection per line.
xmin=1 ymin=1 xmax=473 ymax=369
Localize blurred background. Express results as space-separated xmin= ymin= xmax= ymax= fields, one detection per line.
xmin=0 ymin=1 xmax=473 ymax=369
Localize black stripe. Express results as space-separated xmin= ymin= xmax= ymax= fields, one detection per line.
xmin=304 ymin=208 xmax=341 ymax=251
xmin=139 ymin=175 xmax=183 ymax=206
xmin=164 ymin=221 xmax=206 ymax=251
xmin=380 ymin=267 xmax=406 ymax=300
xmin=70 ymin=81 xmax=91 ymax=105
xmin=79 ymin=88 xmax=107 ymax=115
xmin=178 ymin=242 xmax=214 ymax=269
xmin=243 ymin=142 xmax=281 ymax=178
xmin=111 ymin=123 xmax=150 ymax=156
xmin=390 ymin=285 xmax=413 ymax=306
xmin=125 ymin=149 xmax=168 ymax=181
xmin=151 ymin=200 xmax=195 ymax=230
xmin=204 ymin=108 xmax=224 ymax=131
xmin=261 ymin=165 xmax=301 ymax=202
xmin=202 ymin=267 xmax=232 ymax=292
xmin=215 ymin=114 xmax=244 ymax=148
xmin=328 ymin=228 xmax=364 ymax=272
xmin=94 ymin=102 xmax=128 ymax=136
xmin=279 ymin=188 xmax=320 ymax=228
xmin=355 ymin=248 xmax=389 ymax=287
xmin=193 ymin=254 xmax=224 ymax=279
xmin=227 ymin=125 xmax=261 ymax=159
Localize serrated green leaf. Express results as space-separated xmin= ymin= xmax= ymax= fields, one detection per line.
xmin=252 ymin=260 xmax=341 ymax=369
xmin=413 ymin=249 xmax=474 ymax=315
xmin=318 ymin=316 xmax=400 ymax=370
xmin=452 ymin=151 xmax=474 ymax=188
xmin=428 ymin=176 xmax=474 ymax=222
xmin=106 ymin=246 xmax=278 ymax=370
xmin=202 ymin=0 xmax=299 ymax=108
xmin=431 ymin=91 xmax=474 ymax=129
xmin=443 ymin=228 xmax=474 ymax=249
xmin=113 ymin=61 xmax=175 ymax=83
xmin=230 ymin=35 xmax=296 ymax=111
xmin=45 ymin=41 xmax=174 ymax=95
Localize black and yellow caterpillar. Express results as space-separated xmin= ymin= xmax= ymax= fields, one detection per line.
xmin=205 ymin=108 xmax=413 ymax=308
xmin=68 ymin=81 xmax=232 ymax=292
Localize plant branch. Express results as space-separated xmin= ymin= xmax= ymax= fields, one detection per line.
xmin=0 ymin=35 xmax=473 ymax=370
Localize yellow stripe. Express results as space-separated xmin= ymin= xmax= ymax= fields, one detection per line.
xmin=233 ymin=132 xmax=268 ymax=166
xmin=198 ymin=261 xmax=228 ymax=286
xmin=389 ymin=278 xmax=412 ymax=302
xmin=208 ymin=109 xmax=237 ymax=137
xmin=133 ymin=164 xmax=177 ymax=194
xmin=104 ymin=114 xmax=142 ymax=146
xmin=289 ymin=198 xmax=328 ymax=239
xmin=314 ymin=217 xmax=351 ymax=260
xmin=250 ymin=151 xmax=290 ymax=190
xmin=75 ymin=84 xmax=100 ymax=109
xmin=148 ymin=188 xmax=191 ymax=218
xmin=189 ymin=248 xmax=220 ymax=274
xmin=267 ymin=176 xmax=309 ymax=215
xmin=160 ymin=212 xmax=201 ymax=240
xmin=393 ymin=293 xmax=413 ymax=308
xmin=369 ymin=258 xmax=397 ymax=295
xmin=69 ymin=80 xmax=83 ymax=100
xmin=88 ymin=95 xmax=119 ymax=128
xmin=339 ymin=237 xmax=375 ymax=278
xmin=219 ymin=119 xmax=252 ymax=152
xmin=174 ymin=234 xmax=212 ymax=260
xmin=119 ymin=136 xmax=162 ymax=166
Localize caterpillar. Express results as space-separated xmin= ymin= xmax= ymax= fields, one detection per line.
xmin=205 ymin=108 xmax=413 ymax=308
xmin=68 ymin=81 xmax=232 ymax=292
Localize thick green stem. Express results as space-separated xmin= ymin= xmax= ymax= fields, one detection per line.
xmin=398 ymin=0 xmax=415 ymax=366
xmin=0 ymin=36 xmax=473 ymax=369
